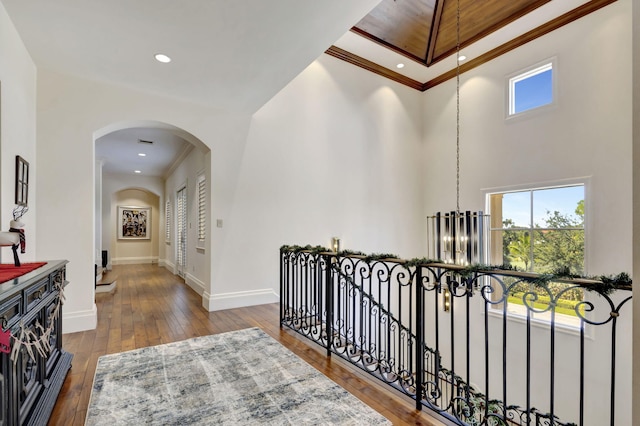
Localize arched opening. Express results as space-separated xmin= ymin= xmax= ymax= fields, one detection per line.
xmin=94 ymin=120 xmax=211 ymax=298
xmin=110 ymin=188 xmax=160 ymax=266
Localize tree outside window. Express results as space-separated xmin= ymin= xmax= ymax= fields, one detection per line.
xmin=488 ymin=185 xmax=585 ymax=322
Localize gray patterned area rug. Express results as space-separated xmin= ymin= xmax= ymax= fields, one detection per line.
xmin=86 ymin=327 xmax=391 ymax=425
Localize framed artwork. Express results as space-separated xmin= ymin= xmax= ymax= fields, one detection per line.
xmin=15 ymin=156 xmax=29 ymax=206
xmin=118 ymin=206 xmax=151 ymax=239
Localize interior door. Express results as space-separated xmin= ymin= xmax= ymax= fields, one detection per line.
xmin=176 ymin=186 xmax=187 ymax=278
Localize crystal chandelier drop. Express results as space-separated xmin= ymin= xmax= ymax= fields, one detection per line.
xmin=426 ymin=0 xmax=489 ymax=266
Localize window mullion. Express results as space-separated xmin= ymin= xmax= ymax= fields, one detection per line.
xmin=529 ymin=190 xmax=535 ymax=272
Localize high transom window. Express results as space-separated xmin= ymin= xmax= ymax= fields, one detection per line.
xmin=508 ymin=60 xmax=554 ymax=116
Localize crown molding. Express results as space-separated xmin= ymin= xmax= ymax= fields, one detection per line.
xmin=325 ymin=46 xmax=423 ymax=91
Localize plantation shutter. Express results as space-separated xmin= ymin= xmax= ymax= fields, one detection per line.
xmin=176 ymin=186 xmax=187 ymax=275
xmin=165 ymin=199 xmax=171 ymax=241
xmin=197 ymin=174 xmax=206 ymax=243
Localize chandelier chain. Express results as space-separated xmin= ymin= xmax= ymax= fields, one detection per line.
xmin=456 ymin=0 xmax=461 ymax=213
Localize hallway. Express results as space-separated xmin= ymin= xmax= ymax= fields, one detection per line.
xmin=50 ymin=264 xmax=441 ymax=425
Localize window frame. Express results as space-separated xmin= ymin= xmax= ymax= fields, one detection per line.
xmin=505 ymin=57 xmax=557 ymax=120
xmin=489 ymin=184 xmax=585 ymax=273
xmin=484 ymin=179 xmax=588 ymax=328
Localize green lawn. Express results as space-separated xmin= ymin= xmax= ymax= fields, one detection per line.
xmin=507 ymin=294 xmax=584 ymax=317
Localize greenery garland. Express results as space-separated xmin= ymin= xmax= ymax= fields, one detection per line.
xmin=527 ymin=268 xmax=632 ymax=295
xmin=360 ymin=253 xmax=400 ymax=264
xmin=596 ymin=272 xmax=632 ymax=295
xmin=280 ymin=245 xmax=400 ymax=264
xmin=281 ymin=245 xmax=632 ymax=294
xmin=335 ymin=249 xmax=366 ymax=257
xmin=403 ymin=257 xmax=442 ymax=269
xmin=280 ymin=244 xmax=330 ymax=255
xmin=453 ymin=263 xmax=519 ymax=278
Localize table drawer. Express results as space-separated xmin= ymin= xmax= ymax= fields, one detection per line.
xmin=24 ymin=278 xmax=49 ymax=311
xmin=0 ymin=294 xmax=22 ymax=330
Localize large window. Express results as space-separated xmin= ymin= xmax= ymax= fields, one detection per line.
xmin=508 ymin=60 xmax=554 ymax=117
xmin=488 ymin=184 xmax=585 ymax=324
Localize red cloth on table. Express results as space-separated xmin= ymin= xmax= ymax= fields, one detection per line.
xmin=0 ymin=262 xmax=46 ymax=283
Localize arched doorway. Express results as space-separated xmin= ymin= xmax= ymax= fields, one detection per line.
xmin=94 ymin=121 xmax=211 ymax=296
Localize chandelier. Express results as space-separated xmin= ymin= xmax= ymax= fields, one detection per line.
xmin=426 ymin=0 xmax=489 ymax=266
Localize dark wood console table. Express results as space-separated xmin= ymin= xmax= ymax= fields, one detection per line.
xmin=0 ymin=260 xmax=72 ymax=425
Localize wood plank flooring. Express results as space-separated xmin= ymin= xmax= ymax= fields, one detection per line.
xmin=49 ymin=264 xmax=443 ymax=426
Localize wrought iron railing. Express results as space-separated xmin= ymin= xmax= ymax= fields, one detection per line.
xmin=279 ymin=247 xmax=632 ymax=426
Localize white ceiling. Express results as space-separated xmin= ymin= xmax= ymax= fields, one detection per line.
xmin=95 ymin=128 xmax=193 ymax=178
xmin=1 ymin=0 xmax=381 ymax=177
xmin=2 ymin=0 xmax=381 ymax=113
xmin=1 ymin=0 xmax=593 ymax=178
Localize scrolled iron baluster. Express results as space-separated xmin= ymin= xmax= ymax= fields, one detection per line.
xmin=279 ymin=248 xmax=632 ymax=426
xmin=377 ymin=357 xmax=391 ymax=382
xmin=393 ymin=264 xmax=414 ymax=287
xmin=361 ymin=341 xmax=377 ymax=372
xmin=423 ymin=379 xmax=442 ymax=405
xmin=338 ymin=257 xmax=356 ymax=279
xmin=374 ymin=263 xmax=391 ymax=286
xmin=419 ymin=266 xmax=439 ymax=292
xmin=477 ymin=273 xmax=511 ymax=306
xmin=519 ymin=281 xmax=556 ymax=315
xmin=447 ymin=272 xmax=471 ymax=298
xmin=450 ymin=394 xmax=488 ymax=425
xmin=397 ymin=367 xmax=415 ymax=393
xmin=423 ymin=265 xmax=449 ymax=293
xmin=575 ymin=293 xmax=632 ymax=326
xmin=350 ymin=258 xmax=369 ymax=281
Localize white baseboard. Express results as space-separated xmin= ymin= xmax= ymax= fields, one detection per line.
xmin=185 ymin=273 xmax=205 ymax=295
xmin=112 ymin=256 xmax=158 ymax=265
xmin=161 ymin=260 xmax=176 ymax=274
xmin=63 ymin=303 xmax=98 ymax=333
xmin=202 ymin=288 xmax=279 ymax=312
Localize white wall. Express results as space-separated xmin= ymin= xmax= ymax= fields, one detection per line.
xmin=0 ymin=2 xmax=37 ymax=262
xmin=422 ymin=1 xmax=631 ymax=425
xmin=207 ymin=54 xmax=425 ymax=310
xmin=424 ymin=2 xmax=632 ymax=276
xmin=36 ymin=69 xmax=250 ymax=333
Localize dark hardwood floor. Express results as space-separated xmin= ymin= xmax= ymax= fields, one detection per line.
xmin=49 ymin=264 xmax=443 ymax=425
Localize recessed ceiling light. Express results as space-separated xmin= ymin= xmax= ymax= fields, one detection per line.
xmin=138 ymin=153 xmax=146 ymax=157
xmin=134 ymin=170 xmax=142 ymax=174
xmin=458 ymin=55 xmax=467 ymax=62
xmin=154 ymin=53 xmax=171 ymax=63
xmin=396 ymin=63 xmax=405 ymax=69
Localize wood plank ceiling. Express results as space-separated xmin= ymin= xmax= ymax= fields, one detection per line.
xmin=352 ymin=0 xmax=551 ymax=67
xmin=330 ymin=0 xmax=616 ymax=91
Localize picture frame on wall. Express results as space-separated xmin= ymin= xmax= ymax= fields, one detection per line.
xmin=118 ymin=206 xmax=150 ymax=239
xmin=15 ymin=155 xmax=29 ymax=206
